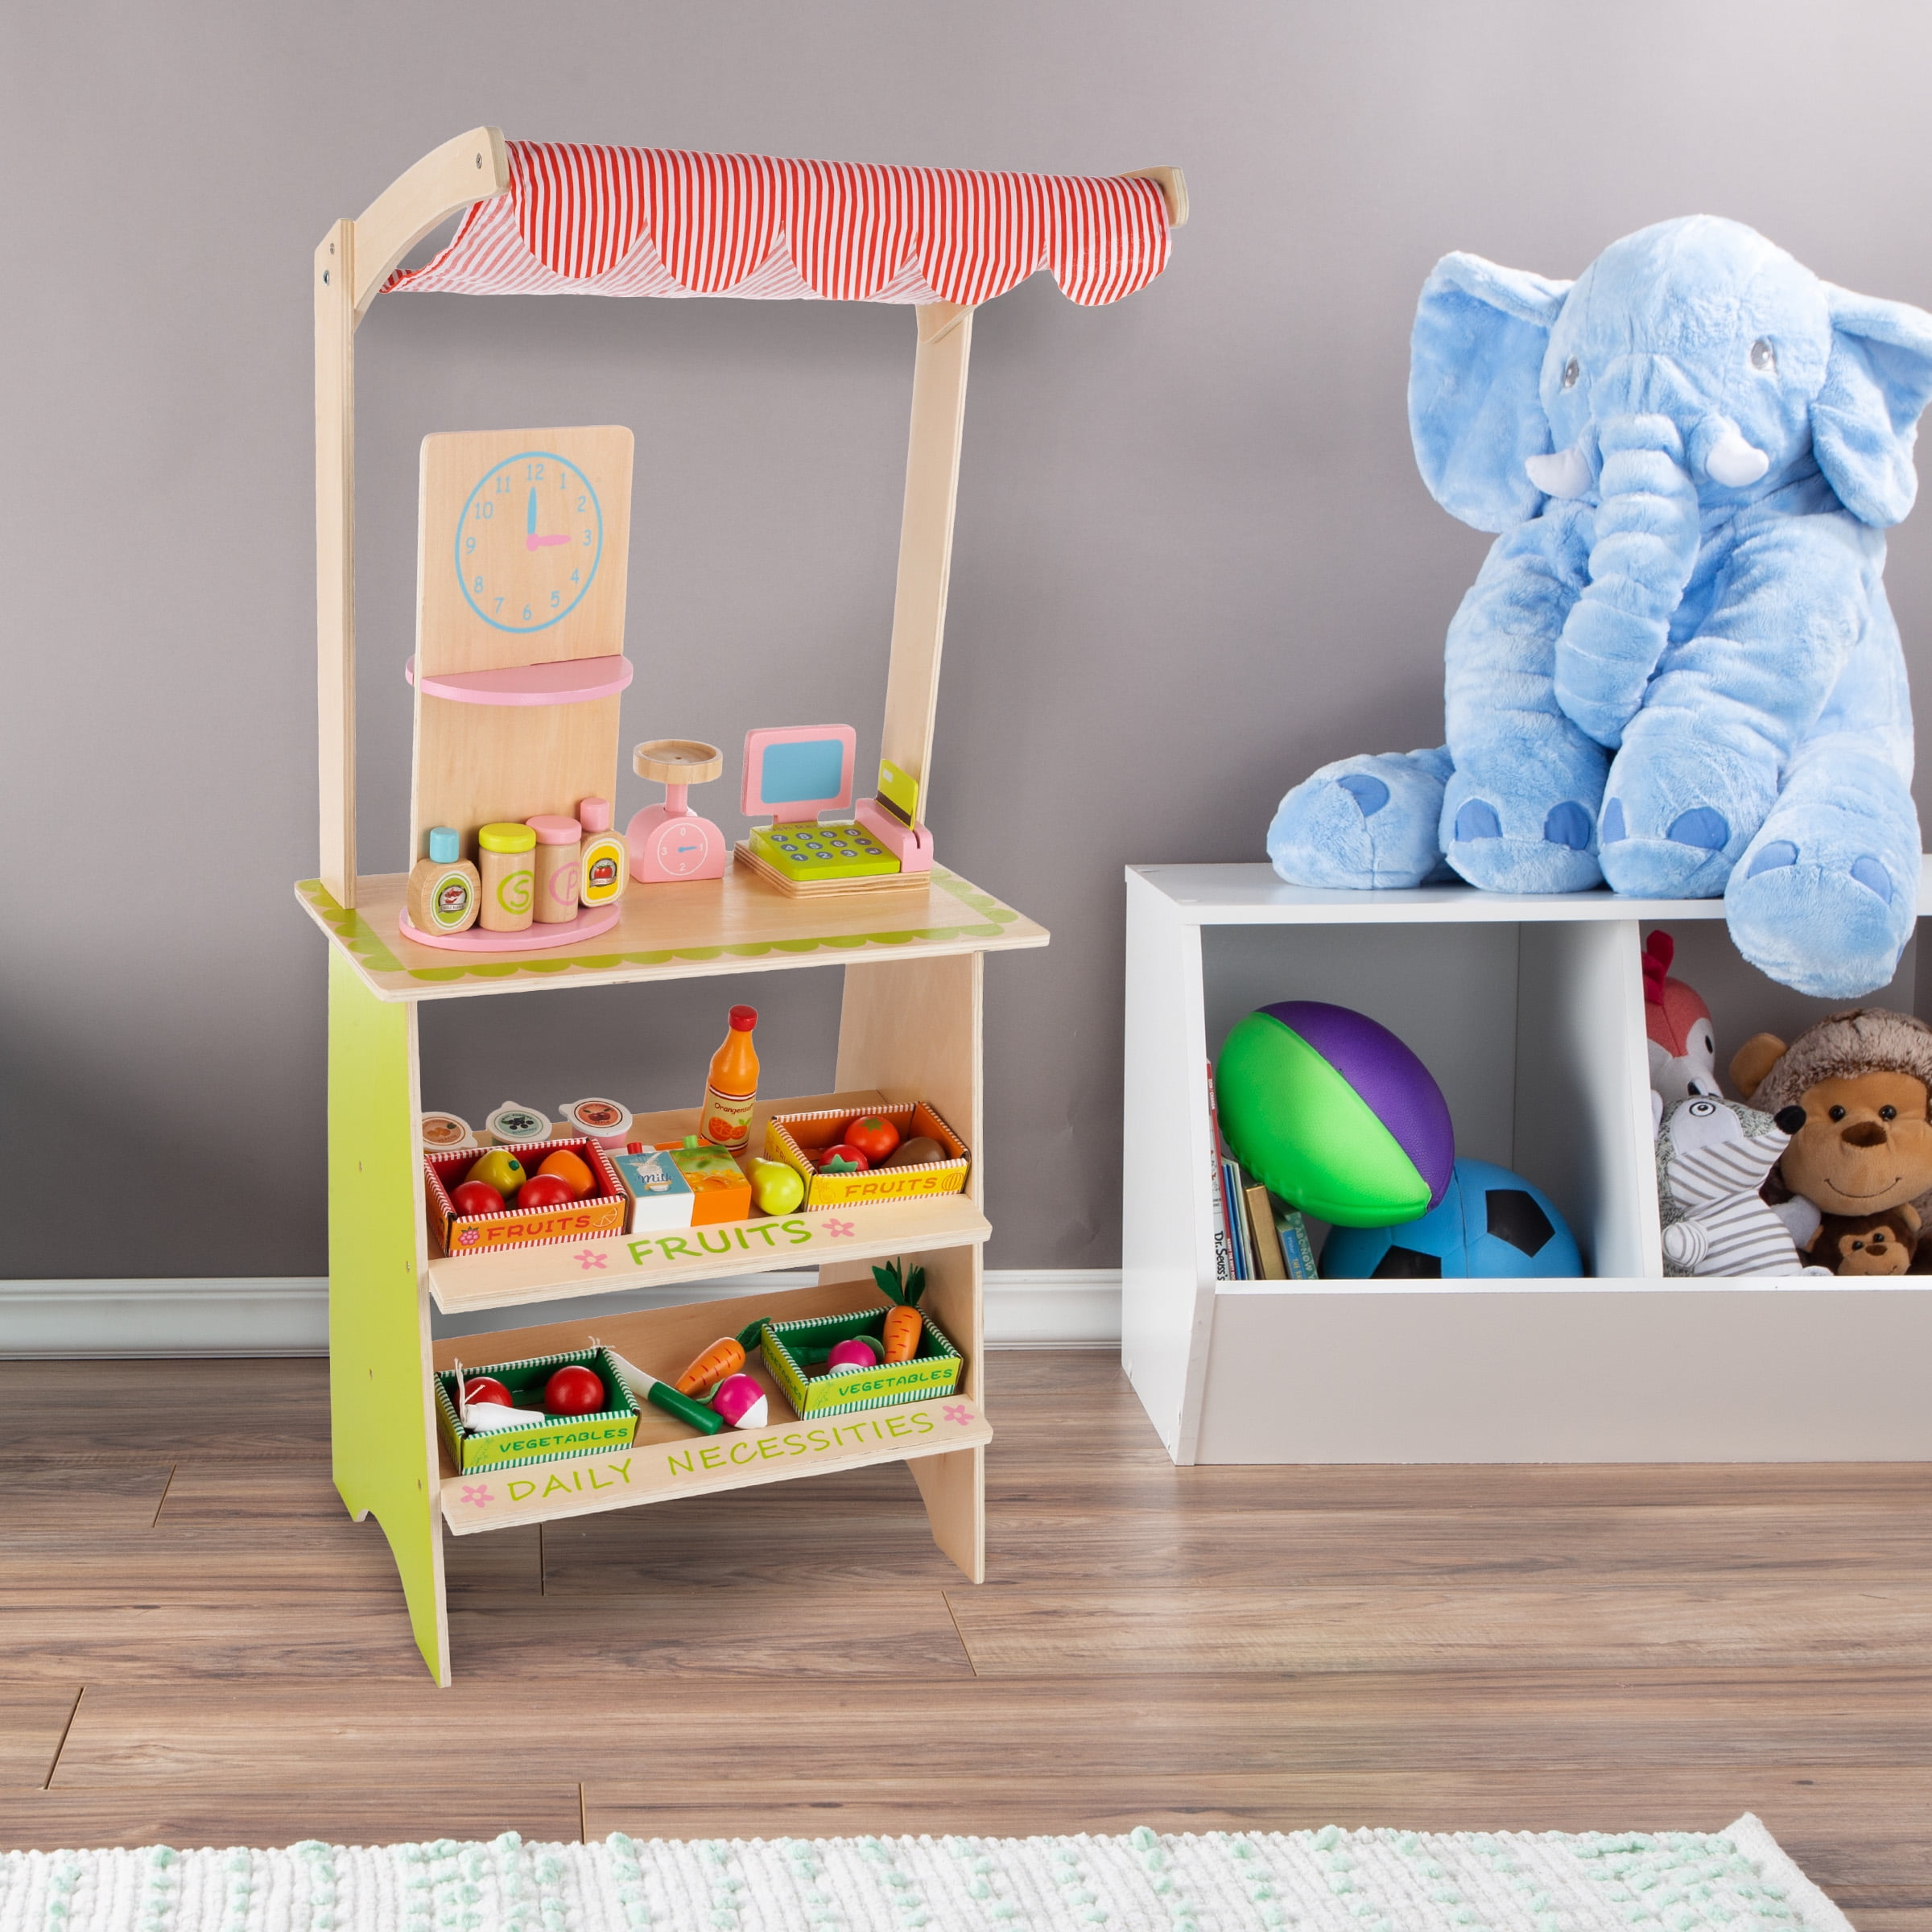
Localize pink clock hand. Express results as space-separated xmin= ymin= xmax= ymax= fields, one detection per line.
xmin=525 ymin=483 xmax=568 ymax=548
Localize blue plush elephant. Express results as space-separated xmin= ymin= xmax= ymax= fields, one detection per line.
xmin=1269 ymin=217 xmax=1932 ymax=997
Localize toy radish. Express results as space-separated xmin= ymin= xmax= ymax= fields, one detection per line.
xmin=826 ymin=1335 xmax=881 ymax=1374
xmin=873 ymin=1257 xmax=927 ymax=1361
xmin=710 ymin=1373 xmax=769 ymax=1429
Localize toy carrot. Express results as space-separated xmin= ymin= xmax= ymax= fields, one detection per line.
xmin=873 ymin=1258 xmax=927 ymax=1362
xmin=675 ymin=1335 xmax=745 ymax=1395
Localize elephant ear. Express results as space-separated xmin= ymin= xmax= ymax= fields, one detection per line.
xmin=1814 ymin=285 xmax=1932 ymax=526
xmin=1410 ymin=252 xmax=1571 ymax=532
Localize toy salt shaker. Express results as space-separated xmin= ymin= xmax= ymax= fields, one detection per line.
xmin=477 ymin=822 xmax=537 ymax=932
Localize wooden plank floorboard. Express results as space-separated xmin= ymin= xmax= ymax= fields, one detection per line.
xmin=45 ymin=1670 xmax=1932 ymax=1786
xmin=0 ymin=1521 xmax=539 ymax=1605
xmin=448 ymin=1587 xmax=971 ymax=1677
xmin=0 ymin=1785 xmax=585 ymax=1852
xmin=0 ymin=1363 xmax=329 ymax=1459
xmin=584 ymin=1764 xmax=1932 ymax=1877
xmin=0 ymin=1459 xmax=175 ymax=1532
xmin=946 ymin=1583 xmax=1932 ymax=1674
xmin=0 ymin=1686 xmax=81 ymax=1791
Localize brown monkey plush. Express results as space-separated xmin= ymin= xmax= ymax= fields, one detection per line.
xmin=1810 ymin=1207 xmax=1919 ymax=1275
xmin=1731 ymin=1009 xmax=1932 ymax=1269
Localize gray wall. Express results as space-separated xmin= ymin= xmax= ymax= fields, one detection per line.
xmin=9 ymin=0 xmax=1932 ymax=1278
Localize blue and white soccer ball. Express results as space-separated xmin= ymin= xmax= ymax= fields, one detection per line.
xmin=1319 ymin=1158 xmax=1580 ymax=1279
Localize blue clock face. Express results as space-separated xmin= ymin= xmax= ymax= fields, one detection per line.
xmin=455 ymin=450 xmax=602 ymax=633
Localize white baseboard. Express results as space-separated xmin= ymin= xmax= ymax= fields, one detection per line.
xmin=0 ymin=1271 xmax=1125 ymax=1358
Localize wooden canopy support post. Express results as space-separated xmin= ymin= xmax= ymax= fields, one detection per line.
xmin=315 ymin=129 xmax=509 ymax=907
xmin=879 ymin=301 xmax=974 ymax=822
xmin=315 ymin=221 xmax=357 ymax=906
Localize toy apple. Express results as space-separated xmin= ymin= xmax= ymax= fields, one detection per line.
xmin=450 ymin=1180 xmax=506 ymax=1217
xmin=461 ymin=1376 xmax=512 ymax=1408
xmin=844 ymin=1115 xmax=901 ymax=1162
xmin=709 ymin=1373 xmax=769 ymax=1430
xmin=516 ymin=1173 xmax=576 ymax=1210
xmin=816 ymin=1145 xmax=870 ymax=1173
xmin=536 ymin=1148 xmax=597 ymax=1198
xmin=543 ymin=1365 xmax=606 ymax=1414
xmin=464 ymin=1148 xmax=526 ymax=1199
xmin=749 ymin=1158 xmax=805 ymax=1214
xmin=826 ymin=1335 xmax=881 ymax=1374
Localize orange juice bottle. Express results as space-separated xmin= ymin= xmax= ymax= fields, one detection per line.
xmin=700 ymin=1005 xmax=759 ymax=1150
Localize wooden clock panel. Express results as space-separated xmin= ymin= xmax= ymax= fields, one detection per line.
xmin=415 ymin=424 xmax=634 ymax=677
xmin=408 ymin=424 xmax=634 ymax=862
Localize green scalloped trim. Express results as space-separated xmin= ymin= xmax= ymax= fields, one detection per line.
xmin=299 ymin=871 xmax=1027 ymax=988
xmin=296 ymin=880 xmax=407 ymax=974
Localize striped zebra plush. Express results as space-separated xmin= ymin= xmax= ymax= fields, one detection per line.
xmin=1657 ymin=1096 xmax=1824 ymax=1277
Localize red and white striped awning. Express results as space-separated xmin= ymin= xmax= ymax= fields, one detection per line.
xmin=385 ymin=142 xmax=1174 ymax=307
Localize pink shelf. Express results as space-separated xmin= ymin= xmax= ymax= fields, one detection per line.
xmin=398 ymin=904 xmax=622 ymax=952
xmin=406 ymin=654 xmax=634 ymax=706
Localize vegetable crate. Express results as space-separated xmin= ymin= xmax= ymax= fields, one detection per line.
xmin=757 ymin=1306 xmax=964 ymax=1418
xmin=765 ymin=1099 xmax=969 ymax=1208
xmin=435 ymin=1345 xmax=639 ymax=1472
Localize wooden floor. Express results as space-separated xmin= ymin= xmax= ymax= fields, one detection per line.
xmin=1 ymin=1353 xmax=1926 ymax=1926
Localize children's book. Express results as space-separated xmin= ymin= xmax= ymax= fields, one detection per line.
xmin=1221 ymin=1158 xmax=1251 ymax=1278
xmin=1271 ymin=1197 xmax=1320 ymax=1280
xmin=1244 ymin=1178 xmax=1288 ymax=1279
xmin=1203 ymin=1062 xmax=1232 ymax=1280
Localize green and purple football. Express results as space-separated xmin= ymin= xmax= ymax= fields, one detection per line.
xmin=1214 ymin=1001 xmax=1454 ymax=1226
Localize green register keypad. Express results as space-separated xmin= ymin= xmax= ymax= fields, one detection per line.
xmin=750 ymin=821 xmax=902 ymax=882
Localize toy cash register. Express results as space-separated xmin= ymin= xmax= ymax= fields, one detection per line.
xmin=733 ymin=724 xmax=934 ymax=896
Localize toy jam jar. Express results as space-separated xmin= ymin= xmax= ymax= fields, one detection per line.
xmin=419 ymin=1112 xmax=477 ymax=1153
xmin=525 ymin=815 xmax=583 ymax=924
xmin=485 ymin=1102 xmax=555 ymax=1147
xmin=477 ymin=822 xmax=537 ymax=932
xmin=558 ymin=1096 xmax=634 ymax=1149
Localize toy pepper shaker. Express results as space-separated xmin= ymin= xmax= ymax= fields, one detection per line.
xmin=526 ymin=815 xmax=583 ymax=924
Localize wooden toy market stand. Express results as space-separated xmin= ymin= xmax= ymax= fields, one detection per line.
xmin=296 ymin=130 xmax=1185 ymax=1682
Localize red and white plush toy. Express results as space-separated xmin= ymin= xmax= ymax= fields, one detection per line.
xmin=1644 ymin=930 xmax=1720 ymax=1113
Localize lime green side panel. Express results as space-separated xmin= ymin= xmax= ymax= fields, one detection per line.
xmin=328 ymin=949 xmax=448 ymax=1683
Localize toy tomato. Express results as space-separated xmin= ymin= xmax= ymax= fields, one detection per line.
xmin=516 ymin=1173 xmax=576 ymax=1209
xmin=450 ymin=1180 xmax=506 ymax=1216
xmin=844 ymin=1115 xmax=900 ymax=1162
xmin=461 ymin=1376 xmax=512 ymax=1407
xmin=543 ymin=1365 xmax=606 ymax=1414
xmin=816 ymin=1144 xmax=870 ymax=1173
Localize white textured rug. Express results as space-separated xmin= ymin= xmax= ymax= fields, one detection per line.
xmin=0 ymin=1815 xmax=1848 ymax=1932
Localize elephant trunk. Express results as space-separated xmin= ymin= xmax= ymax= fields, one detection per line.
xmin=1552 ymin=407 xmax=1703 ymax=748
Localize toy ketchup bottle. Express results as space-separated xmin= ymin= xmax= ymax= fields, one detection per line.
xmin=700 ymin=1006 xmax=759 ymax=1151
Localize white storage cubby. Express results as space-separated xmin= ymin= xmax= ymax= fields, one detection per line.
xmin=1122 ymin=861 xmax=1932 ymax=1467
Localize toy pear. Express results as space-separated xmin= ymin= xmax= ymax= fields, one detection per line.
xmin=749 ymin=1158 xmax=805 ymax=1215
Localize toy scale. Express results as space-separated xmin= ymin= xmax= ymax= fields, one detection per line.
xmin=626 ymin=739 xmax=729 ymax=882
